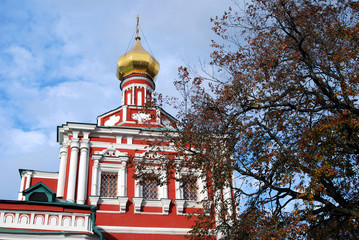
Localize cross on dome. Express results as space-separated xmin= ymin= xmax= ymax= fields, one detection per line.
xmin=116 ymin=16 xmax=160 ymax=82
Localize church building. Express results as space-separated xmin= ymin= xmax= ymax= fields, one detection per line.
xmin=0 ymin=21 xmax=212 ymax=240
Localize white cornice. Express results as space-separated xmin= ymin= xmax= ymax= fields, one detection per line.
xmin=32 ymin=171 xmax=59 ymax=179
xmin=97 ymin=225 xmax=191 ymax=235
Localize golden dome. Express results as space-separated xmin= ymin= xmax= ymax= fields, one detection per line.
xmin=116 ymin=38 xmax=160 ymax=81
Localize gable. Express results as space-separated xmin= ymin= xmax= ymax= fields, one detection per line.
xmin=22 ymin=182 xmax=56 ymax=203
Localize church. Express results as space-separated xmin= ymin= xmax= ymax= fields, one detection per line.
xmin=0 ymin=20 xmax=214 ymax=240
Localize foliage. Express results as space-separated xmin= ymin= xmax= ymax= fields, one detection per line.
xmin=172 ymin=0 xmax=359 ymax=239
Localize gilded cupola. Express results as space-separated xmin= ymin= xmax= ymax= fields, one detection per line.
xmin=116 ymin=17 xmax=160 ymax=81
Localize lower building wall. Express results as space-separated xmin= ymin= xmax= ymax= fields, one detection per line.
xmin=102 ymin=232 xmax=188 ymax=240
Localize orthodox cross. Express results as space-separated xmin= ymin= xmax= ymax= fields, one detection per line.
xmin=136 ymin=16 xmax=140 ymax=40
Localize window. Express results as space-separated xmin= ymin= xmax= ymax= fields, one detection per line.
xmin=142 ymin=180 xmax=158 ymax=200
xmin=183 ymin=177 xmax=197 ymax=201
xmin=100 ymin=172 xmax=118 ymax=197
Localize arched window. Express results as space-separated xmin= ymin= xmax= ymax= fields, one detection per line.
xmin=29 ymin=192 xmax=48 ymax=202
xmin=137 ymin=90 xmax=142 ymax=106
xmin=127 ymin=92 xmax=131 ymax=105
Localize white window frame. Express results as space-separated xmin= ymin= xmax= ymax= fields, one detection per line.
xmin=89 ymin=149 xmax=128 ymax=210
xmin=174 ymin=168 xmax=208 ymax=215
xmin=133 ymin=166 xmax=171 ymax=215
xmin=96 ymin=163 xmax=122 ymax=204
xmin=175 ymin=169 xmax=207 ymax=201
xmin=135 ymin=166 xmax=168 ymax=201
xmin=99 ymin=168 xmax=119 ymax=198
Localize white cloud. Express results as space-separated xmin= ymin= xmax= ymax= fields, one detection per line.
xmin=0 ymin=0 xmax=231 ymax=200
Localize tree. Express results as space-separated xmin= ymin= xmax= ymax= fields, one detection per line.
xmin=171 ymin=0 xmax=359 ymax=239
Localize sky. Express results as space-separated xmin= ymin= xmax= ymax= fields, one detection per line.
xmin=0 ymin=0 xmax=233 ymax=200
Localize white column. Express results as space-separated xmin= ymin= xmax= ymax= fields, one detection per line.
xmin=76 ymin=140 xmax=89 ymax=204
xmin=91 ymin=160 xmax=99 ymax=195
xmin=56 ymin=145 xmax=68 ymax=198
xmin=67 ymin=138 xmax=79 ymax=202
xmin=118 ymin=162 xmax=127 ymax=197
xmin=18 ymin=174 xmax=26 ymax=200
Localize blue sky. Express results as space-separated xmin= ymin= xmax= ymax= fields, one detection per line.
xmin=0 ymin=0 xmax=231 ymax=199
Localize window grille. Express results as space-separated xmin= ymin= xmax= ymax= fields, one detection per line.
xmin=183 ymin=177 xmax=197 ymax=201
xmin=100 ymin=172 xmax=118 ymax=197
xmin=142 ymin=180 xmax=158 ymax=200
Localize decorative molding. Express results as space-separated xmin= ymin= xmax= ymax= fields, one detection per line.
xmin=118 ymin=196 xmax=129 ymax=213
xmin=94 ymin=144 xmax=128 ymax=158
xmin=174 ymin=199 xmax=186 ymax=215
xmin=98 ymin=197 xmax=118 ymax=205
xmin=89 ymin=195 xmax=100 ymax=206
xmin=0 ymin=210 xmax=92 ymax=233
xmin=161 ymin=198 xmax=172 ymax=215
xmin=142 ymin=199 xmax=162 ymax=207
xmin=131 ymin=112 xmax=151 ymax=124
xmin=132 ymin=197 xmax=143 ymax=214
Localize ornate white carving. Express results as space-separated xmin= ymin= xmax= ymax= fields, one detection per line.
xmin=104 ymin=114 xmax=121 ymax=126
xmin=132 ymin=112 xmax=151 ymax=123
xmin=94 ymin=144 xmax=128 ymax=158
xmin=162 ymin=118 xmax=174 ymax=129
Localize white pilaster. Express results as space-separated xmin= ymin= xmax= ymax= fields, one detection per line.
xmin=162 ymin=171 xmax=168 ymax=199
xmin=77 ymin=139 xmax=89 ymax=204
xmin=118 ymin=162 xmax=127 ymax=197
xmin=135 ymin=179 xmax=141 ymax=197
xmin=198 ymin=175 xmax=208 ymax=201
xmin=121 ymin=89 xmax=125 ymax=105
xmin=67 ymin=137 xmax=79 ymax=202
xmin=25 ymin=172 xmax=32 ymax=190
xmin=91 ymin=160 xmax=99 ymax=195
xmin=18 ymin=173 xmax=26 ymax=200
xmin=175 ymin=171 xmax=182 ymax=199
xmin=56 ymin=145 xmax=68 ymax=198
